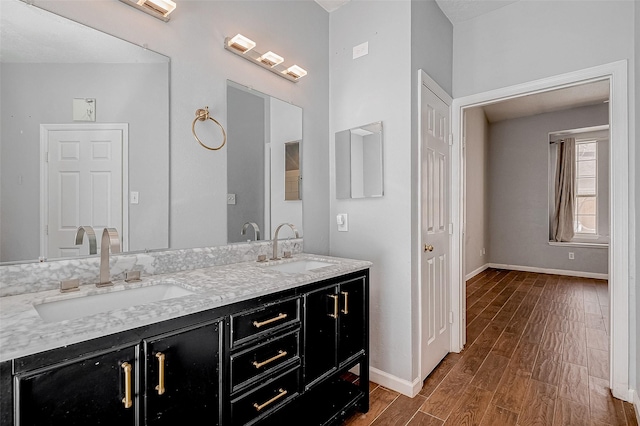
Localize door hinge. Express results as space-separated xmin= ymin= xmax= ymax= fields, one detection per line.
xmin=448 ymin=134 xmax=453 ymax=146
xmin=449 ymin=311 xmax=454 ymax=324
xmin=45 ymin=225 xmax=48 ymax=235
xmin=462 ymin=136 xmax=466 ymax=149
xmin=45 ymin=152 xmax=49 ymax=163
xmin=448 ymin=223 xmax=453 ymax=235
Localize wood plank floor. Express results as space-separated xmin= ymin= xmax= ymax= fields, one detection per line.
xmin=342 ymin=268 xmax=639 ymax=426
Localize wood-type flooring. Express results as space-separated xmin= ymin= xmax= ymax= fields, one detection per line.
xmin=342 ymin=268 xmax=639 ymax=426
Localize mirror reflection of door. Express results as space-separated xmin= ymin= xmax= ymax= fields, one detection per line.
xmin=41 ymin=124 xmax=128 ymax=259
xmin=284 ymin=141 xmax=301 ymax=201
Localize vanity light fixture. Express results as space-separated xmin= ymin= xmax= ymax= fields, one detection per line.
xmin=259 ymin=51 xmax=284 ymax=67
xmin=284 ymin=65 xmax=307 ymax=80
xmin=118 ymin=0 xmax=176 ymax=22
xmin=224 ymin=34 xmax=308 ymax=83
xmin=227 ymin=34 xmax=257 ymax=53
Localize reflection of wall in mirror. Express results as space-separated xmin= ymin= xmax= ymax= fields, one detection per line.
xmin=270 ymin=98 xmax=303 ymax=238
xmin=0 ymin=62 xmax=169 ymax=262
xmin=226 ymin=86 xmax=266 ymax=244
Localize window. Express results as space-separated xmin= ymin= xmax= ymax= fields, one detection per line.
xmin=574 ymin=141 xmax=597 ymax=236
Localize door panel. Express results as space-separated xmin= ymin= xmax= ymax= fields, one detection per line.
xmin=338 ymin=278 xmax=366 ymax=365
xmin=45 ymin=128 xmax=123 ymax=259
xmin=303 ymin=286 xmax=338 ymax=387
xmin=15 ymin=346 xmax=137 ymax=425
xmin=144 ymin=321 xmax=220 ymax=426
xmin=420 ymin=82 xmax=451 ymax=380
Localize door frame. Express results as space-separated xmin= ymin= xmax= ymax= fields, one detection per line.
xmin=417 ymin=69 xmax=453 ymax=386
xmin=450 ymin=60 xmax=631 ymax=401
xmin=40 ymin=123 xmax=129 ymax=259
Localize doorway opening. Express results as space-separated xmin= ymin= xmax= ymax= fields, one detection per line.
xmin=452 ymin=61 xmax=631 ymax=401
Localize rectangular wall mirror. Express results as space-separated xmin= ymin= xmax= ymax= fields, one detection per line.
xmin=226 ymin=81 xmax=303 ymax=243
xmin=335 ymin=121 xmax=383 ymax=199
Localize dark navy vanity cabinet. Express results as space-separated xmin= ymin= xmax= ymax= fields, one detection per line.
xmin=2 ymin=269 xmax=369 ymax=426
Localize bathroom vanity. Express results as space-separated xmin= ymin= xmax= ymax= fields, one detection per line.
xmin=0 ymin=253 xmax=370 ymax=426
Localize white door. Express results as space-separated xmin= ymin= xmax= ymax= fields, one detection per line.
xmin=42 ymin=125 xmax=126 ymax=259
xmin=420 ymin=77 xmax=452 ymax=380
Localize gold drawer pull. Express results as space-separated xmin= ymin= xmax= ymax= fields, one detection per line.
xmin=253 ymin=313 xmax=287 ymax=328
xmin=155 ymin=352 xmax=166 ymax=395
xmin=328 ymin=294 xmax=339 ymax=319
xmin=121 ymin=362 xmax=133 ymax=409
xmin=252 ymin=350 xmax=288 ymax=369
xmin=341 ymin=291 xmax=349 ymax=315
xmin=253 ymin=388 xmax=288 ymax=412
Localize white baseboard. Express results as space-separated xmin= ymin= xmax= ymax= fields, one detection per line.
xmin=369 ymin=367 xmax=422 ymax=397
xmin=465 ymin=263 xmax=490 ymax=281
xmin=634 ymin=390 xmax=640 ymax=423
xmin=487 ymin=263 xmax=608 ymax=280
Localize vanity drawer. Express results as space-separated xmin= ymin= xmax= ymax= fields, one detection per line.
xmin=231 ymin=298 xmax=300 ymax=345
xmin=230 ymin=368 xmax=300 ymax=426
xmin=231 ymin=330 xmax=300 ymax=392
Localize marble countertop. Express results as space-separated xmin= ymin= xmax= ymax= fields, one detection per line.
xmin=0 ymin=253 xmax=371 ymax=362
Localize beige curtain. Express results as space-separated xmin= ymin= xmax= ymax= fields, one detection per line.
xmin=552 ymin=137 xmax=576 ymax=242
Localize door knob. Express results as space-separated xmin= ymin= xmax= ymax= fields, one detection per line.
xmin=424 ymin=244 xmax=434 ymax=252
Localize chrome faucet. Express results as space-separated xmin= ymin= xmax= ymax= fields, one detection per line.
xmin=99 ymin=227 xmax=121 ymax=287
xmin=74 ymin=226 xmax=97 ymax=255
xmin=271 ymin=223 xmax=299 ymax=260
xmin=241 ymin=222 xmax=261 ymax=241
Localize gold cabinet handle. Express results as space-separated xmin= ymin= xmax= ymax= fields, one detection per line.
xmin=253 ymin=350 xmax=288 ymax=369
xmin=253 ymin=313 xmax=287 ymax=328
xmin=328 ymin=294 xmax=339 ymax=319
xmin=341 ymin=291 xmax=349 ymax=314
xmin=424 ymin=244 xmax=434 ymax=252
xmin=155 ymin=352 xmax=165 ymax=395
xmin=121 ymin=362 xmax=133 ymax=409
xmin=253 ymin=388 xmax=288 ymax=412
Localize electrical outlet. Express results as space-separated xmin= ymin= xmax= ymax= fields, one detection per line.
xmin=227 ymin=194 xmax=236 ymax=205
xmin=568 ymin=252 xmax=575 ymax=260
xmin=482 ymin=247 xmax=486 ymax=255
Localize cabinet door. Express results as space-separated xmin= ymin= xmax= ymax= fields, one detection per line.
xmin=338 ymin=278 xmax=366 ymax=365
xmin=144 ymin=320 xmax=220 ymax=426
xmin=15 ymin=345 xmax=137 ymax=425
xmin=303 ymin=285 xmax=338 ymax=387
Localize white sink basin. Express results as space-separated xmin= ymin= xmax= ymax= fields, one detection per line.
xmin=34 ymin=284 xmax=194 ymax=323
xmin=265 ymin=260 xmax=333 ymax=274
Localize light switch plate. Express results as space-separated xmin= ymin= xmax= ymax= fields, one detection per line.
xmin=337 ymin=213 xmax=348 ymax=232
xmin=130 ymin=191 xmax=139 ymax=204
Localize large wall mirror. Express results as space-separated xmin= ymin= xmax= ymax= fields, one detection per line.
xmin=335 ymin=121 xmax=384 ymax=199
xmin=0 ymin=0 xmax=170 ymax=264
xmin=226 ymin=81 xmax=303 ymax=243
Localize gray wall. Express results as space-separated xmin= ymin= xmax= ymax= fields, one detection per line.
xmin=37 ymin=0 xmax=331 ymax=255
xmin=487 ymin=104 xmax=609 ymax=275
xmin=0 ymin=62 xmax=169 ymax=262
xmin=226 ymin=86 xmax=265 ymax=244
xmin=464 ymin=107 xmax=489 ymax=277
xmin=329 ymin=0 xmax=453 ymax=387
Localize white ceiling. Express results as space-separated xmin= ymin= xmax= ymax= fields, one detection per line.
xmin=434 ymin=0 xmax=520 ymax=24
xmin=480 ymin=80 xmax=610 ymax=123
xmin=0 ymin=0 xmax=167 ymax=63
xmin=314 ymin=0 xmax=520 ymax=23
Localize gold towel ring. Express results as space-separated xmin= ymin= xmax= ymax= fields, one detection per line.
xmin=192 ymin=106 xmax=227 ymax=151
